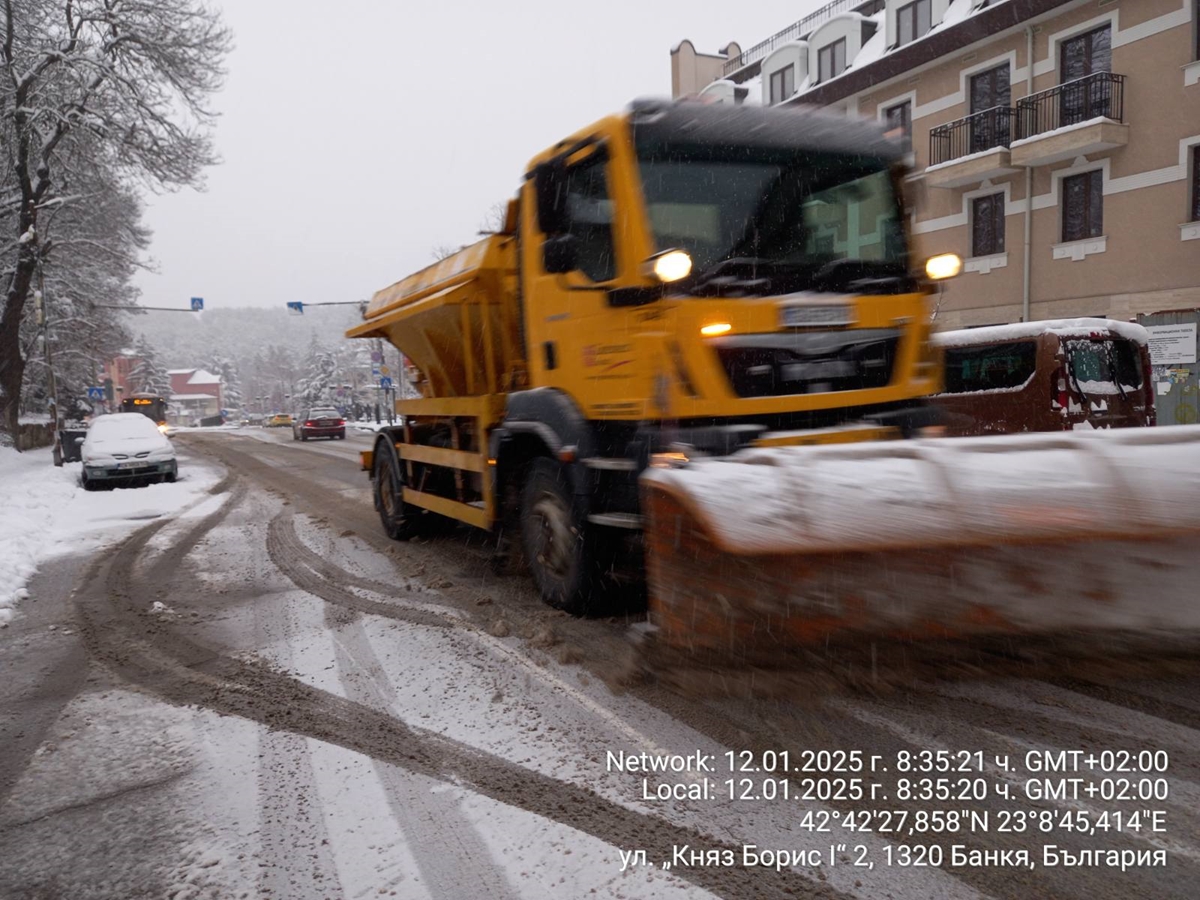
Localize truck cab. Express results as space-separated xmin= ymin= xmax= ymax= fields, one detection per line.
xmin=520 ymin=100 xmax=943 ymax=444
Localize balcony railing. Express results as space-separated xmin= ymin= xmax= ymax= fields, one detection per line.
xmin=721 ymin=0 xmax=883 ymax=75
xmin=927 ymin=74 xmax=1127 ymax=167
xmin=1016 ymin=72 xmax=1126 ymax=140
xmin=929 ymin=106 xmax=1018 ymax=166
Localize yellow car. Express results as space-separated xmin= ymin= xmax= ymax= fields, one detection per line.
xmin=265 ymin=413 xmax=293 ymax=428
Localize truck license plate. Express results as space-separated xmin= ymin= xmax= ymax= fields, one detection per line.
xmin=780 ymin=304 xmax=853 ymax=328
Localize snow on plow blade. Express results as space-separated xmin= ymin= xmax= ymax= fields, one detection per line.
xmin=640 ymin=426 xmax=1200 ymax=667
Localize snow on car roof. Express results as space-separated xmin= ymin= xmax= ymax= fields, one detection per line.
xmin=89 ymin=413 xmax=163 ymax=435
xmin=934 ymin=318 xmax=1149 ymax=349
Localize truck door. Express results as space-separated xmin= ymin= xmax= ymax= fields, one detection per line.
xmin=524 ymin=140 xmax=648 ymax=420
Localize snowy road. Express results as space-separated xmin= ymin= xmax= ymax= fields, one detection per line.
xmin=2 ymin=430 xmax=1199 ymax=899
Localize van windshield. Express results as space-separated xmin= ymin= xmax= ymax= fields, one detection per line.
xmin=942 ymin=342 xmax=1037 ymax=394
xmin=1066 ymin=339 xmax=1143 ymax=392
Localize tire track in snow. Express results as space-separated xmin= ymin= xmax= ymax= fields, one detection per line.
xmin=251 ymin=583 xmax=344 ymax=899
xmin=272 ymin=510 xmax=991 ymax=900
xmin=268 ymin=511 xmax=680 ymax=764
xmin=324 ymin=604 xmax=519 ymax=900
xmin=75 ymin=488 xmax=845 ymax=900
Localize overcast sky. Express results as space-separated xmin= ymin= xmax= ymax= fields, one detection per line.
xmin=132 ymin=0 xmax=821 ymax=311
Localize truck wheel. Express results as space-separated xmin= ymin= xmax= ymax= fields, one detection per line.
xmin=374 ymin=450 xmax=420 ymax=541
xmin=521 ymin=458 xmax=607 ymax=615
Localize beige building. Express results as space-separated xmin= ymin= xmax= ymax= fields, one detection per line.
xmin=672 ymin=0 xmax=1200 ymax=328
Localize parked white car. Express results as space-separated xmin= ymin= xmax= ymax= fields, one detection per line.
xmin=80 ymin=413 xmax=178 ymax=490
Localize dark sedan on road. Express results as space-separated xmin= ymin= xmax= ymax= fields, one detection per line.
xmin=292 ymin=408 xmax=346 ymax=441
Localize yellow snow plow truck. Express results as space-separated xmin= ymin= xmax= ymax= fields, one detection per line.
xmin=349 ymin=100 xmax=1200 ymax=670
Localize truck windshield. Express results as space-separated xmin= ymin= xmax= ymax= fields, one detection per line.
xmin=636 ymin=151 xmax=908 ymax=295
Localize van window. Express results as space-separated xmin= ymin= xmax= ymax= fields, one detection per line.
xmin=1065 ymin=339 xmax=1143 ymax=390
xmin=942 ymin=341 xmax=1037 ymax=393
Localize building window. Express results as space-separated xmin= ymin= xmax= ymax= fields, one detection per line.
xmin=769 ymin=65 xmax=795 ymax=105
xmin=1060 ymin=25 xmax=1113 ymax=125
xmin=884 ymin=101 xmax=912 ymax=152
xmin=971 ymin=193 xmax=1006 ymax=257
xmin=897 ymin=0 xmax=932 ymax=47
xmin=969 ymin=64 xmax=1012 ymax=152
xmin=1061 ymin=170 xmax=1103 ymax=242
xmin=1192 ymin=147 xmax=1200 ymax=222
xmin=1061 ymin=25 xmax=1112 ymax=82
xmin=818 ymin=40 xmax=847 ymax=82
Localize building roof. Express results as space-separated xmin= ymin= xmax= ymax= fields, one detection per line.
xmin=187 ymin=369 xmax=222 ymax=385
xmin=170 ymin=393 xmax=219 ymax=401
xmin=787 ymin=0 xmax=1073 ymax=107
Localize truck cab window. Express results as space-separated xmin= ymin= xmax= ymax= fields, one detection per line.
xmin=564 ymin=154 xmax=616 ymax=282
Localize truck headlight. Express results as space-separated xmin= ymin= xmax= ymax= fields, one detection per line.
xmin=645 ymin=249 xmax=692 ymax=283
xmin=925 ymin=253 xmax=962 ymax=280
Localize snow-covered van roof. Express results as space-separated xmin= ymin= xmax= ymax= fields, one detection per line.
xmin=933 ymin=318 xmax=1150 ymax=349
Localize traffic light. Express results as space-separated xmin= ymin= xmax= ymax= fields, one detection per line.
xmin=104 ymin=378 xmax=114 ymax=402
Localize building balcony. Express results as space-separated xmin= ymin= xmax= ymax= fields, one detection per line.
xmin=925 ymin=106 xmax=1019 ymax=188
xmin=1010 ymin=73 xmax=1128 ymax=167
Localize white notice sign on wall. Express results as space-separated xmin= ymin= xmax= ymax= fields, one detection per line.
xmin=1145 ymin=324 xmax=1198 ymax=365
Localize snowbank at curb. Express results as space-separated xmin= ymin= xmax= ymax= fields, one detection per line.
xmin=0 ymin=446 xmax=222 ymax=626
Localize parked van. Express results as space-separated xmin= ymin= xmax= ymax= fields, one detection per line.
xmin=932 ymin=318 xmax=1155 ymax=436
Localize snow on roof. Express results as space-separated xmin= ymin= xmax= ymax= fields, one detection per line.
xmin=789 ymin=0 xmax=1009 ymax=103
xmin=170 ymin=392 xmax=219 ymax=401
xmin=853 ymin=18 xmax=887 ymax=69
xmin=186 ymin=369 xmax=222 ymax=385
xmin=167 ymin=368 xmax=195 ymax=374
xmin=934 ymin=318 xmax=1150 ymax=348
xmin=941 ymin=0 xmax=974 ymax=29
xmin=740 ymin=74 xmax=764 ymax=105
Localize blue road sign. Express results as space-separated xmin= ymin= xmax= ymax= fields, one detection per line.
xmin=287 ymin=301 xmax=304 ymax=315
xmin=190 ymin=297 xmax=204 ymax=311
xmin=379 ymin=376 xmax=393 ymax=390
xmin=86 ymin=386 xmax=104 ymax=400
xmin=371 ymin=351 xmax=382 ymax=363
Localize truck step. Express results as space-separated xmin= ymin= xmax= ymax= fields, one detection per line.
xmin=582 ymin=457 xmax=638 ymax=471
xmin=587 ymin=512 xmax=644 ymax=529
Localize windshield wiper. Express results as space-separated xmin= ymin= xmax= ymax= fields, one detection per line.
xmin=692 ymin=257 xmax=775 ymax=283
xmin=1104 ymin=343 xmax=1129 ymax=401
xmin=810 ymin=258 xmax=909 ymax=294
xmin=688 ymin=257 xmax=777 ymax=295
xmin=1066 ymin=348 xmax=1092 ymax=407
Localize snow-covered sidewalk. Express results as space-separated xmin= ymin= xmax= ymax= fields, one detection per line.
xmin=0 ymin=445 xmax=222 ymax=626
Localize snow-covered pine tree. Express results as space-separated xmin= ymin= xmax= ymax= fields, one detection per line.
xmin=129 ymin=336 xmax=171 ymax=396
xmin=298 ymin=335 xmax=337 ymax=406
xmin=208 ymin=355 xmax=243 ymax=411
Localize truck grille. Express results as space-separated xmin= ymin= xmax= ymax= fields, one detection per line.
xmin=712 ymin=328 xmax=900 ymax=398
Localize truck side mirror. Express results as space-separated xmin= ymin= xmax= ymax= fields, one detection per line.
xmin=535 ymin=160 xmax=570 ymax=235
xmin=542 ymin=235 xmax=577 ymax=274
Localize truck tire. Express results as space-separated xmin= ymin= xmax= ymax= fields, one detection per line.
xmin=374 ymin=449 xmax=421 ymax=541
xmin=520 ymin=458 xmax=610 ymax=616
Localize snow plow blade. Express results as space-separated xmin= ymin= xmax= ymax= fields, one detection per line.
xmin=640 ymin=426 xmax=1200 ymax=673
